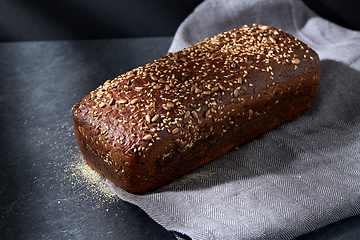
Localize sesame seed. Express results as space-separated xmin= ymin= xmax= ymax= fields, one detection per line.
xmin=218 ymin=84 xmax=226 ymax=91
xmin=151 ymin=114 xmax=159 ymax=122
xmin=143 ymin=134 xmax=152 ymax=141
xmin=130 ymin=98 xmax=139 ymax=104
xmin=165 ymin=102 xmax=174 ymax=109
xmin=292 ymin=58 xmax=300 ymax=64
xmin=269 ymin=36 xmax=276 ymax=44
xmin=205 ymin=109 xmax=211 ymax=118
xmin=234 ymin=89 xmax=239 ymax=98
xmin=191 ymin=110 xmax=199 ymax=119
xmin=153 ymin=84 xmax=161 ymax=89
xmin=172 ymin=128 xmax=180 ymax=134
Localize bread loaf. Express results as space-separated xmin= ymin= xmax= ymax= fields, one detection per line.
xmin=72 ymin=24 xmax=321 ymax=194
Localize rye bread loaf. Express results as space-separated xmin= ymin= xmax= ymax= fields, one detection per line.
xmin=72 ymin=24 xmax=321 ymax=194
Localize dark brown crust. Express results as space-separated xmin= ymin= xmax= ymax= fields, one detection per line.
xmin=72 ymin=24 xmax=321 ymax=194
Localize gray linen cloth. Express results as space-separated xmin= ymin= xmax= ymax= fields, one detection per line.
xmin=107 ymin=0 xmax=360 ymax=239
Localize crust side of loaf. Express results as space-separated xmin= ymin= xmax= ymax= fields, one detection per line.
xmin=72 ymin=24 xmax=321 ymax=194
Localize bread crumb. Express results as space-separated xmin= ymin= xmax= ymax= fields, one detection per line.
xmin=51 ymin=120 xmax=117 ymax=206
xmin=67 ymin=151 xmax=117 ymax=202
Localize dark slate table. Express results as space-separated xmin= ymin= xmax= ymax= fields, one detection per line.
xmin=1 ymin=37 xmax=360 ymax=239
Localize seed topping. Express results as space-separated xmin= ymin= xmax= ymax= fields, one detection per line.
xmin=130 ymin=98 xmax=139 ymax=105
xmin=118 ymin=99 xmax=128 ymax=104
xmin=143 ymin=134 xmax=152 ymax=141
xmin=191 ymin=110 xmax=199 ymax=119
xmin=76 ymin=23 xmax=318 ymax=157
xmin=292 ymin=58 xmax=300 ymax=64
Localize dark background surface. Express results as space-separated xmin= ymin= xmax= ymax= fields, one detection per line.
xmin=1 ymin=0 xmax=360 ymax=239
xmin=0 ymin=0 xmax=359 ymax=42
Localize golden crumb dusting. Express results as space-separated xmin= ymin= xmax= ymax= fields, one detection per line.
xmin=45 ymin=121 xmax=118 ymax=208
xmin=68 ymin=152 xmax=117 ymax=201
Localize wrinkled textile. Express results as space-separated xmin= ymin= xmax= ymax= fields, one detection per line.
xmin=108 ymin=0 xmax=360 ymax=239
